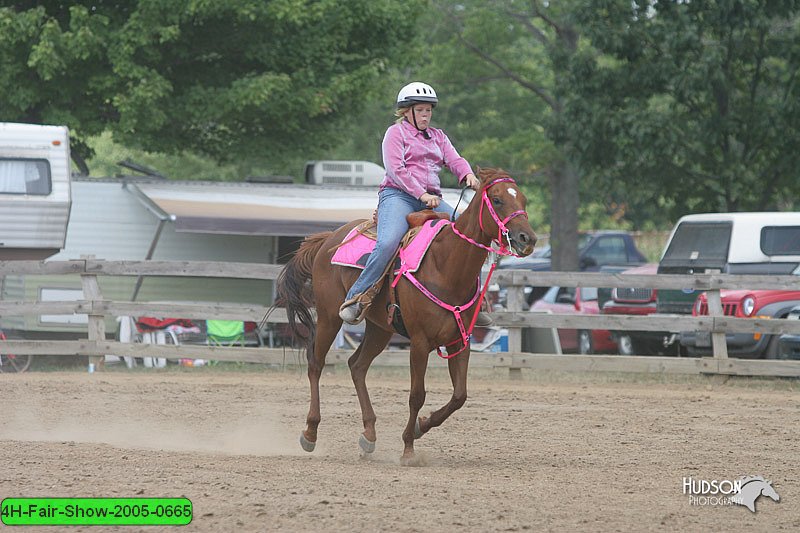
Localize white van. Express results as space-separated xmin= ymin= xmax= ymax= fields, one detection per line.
xmin=0 ymin=122 xmax=72 ymax=260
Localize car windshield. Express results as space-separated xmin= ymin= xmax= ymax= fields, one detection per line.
xmin=530 ymin=234 xmax=593 ymax=259
xmin=580 ymin=287 xmax=598 ymax=301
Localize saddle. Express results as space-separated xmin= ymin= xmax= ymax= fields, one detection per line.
xmin=331 ymin=211 xmax=452 ymax=333
xmin=330 ymin=210 xmax=450 ymax=270
xmin=407 ymin=210 xmax=450 ymax=228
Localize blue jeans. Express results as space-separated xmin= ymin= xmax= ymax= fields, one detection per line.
xmin=346 ymin=187 xmax=454 ymax=300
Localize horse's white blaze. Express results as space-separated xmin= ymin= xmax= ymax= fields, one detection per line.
xmin=506 ymin=187 xmax=517 ymax=198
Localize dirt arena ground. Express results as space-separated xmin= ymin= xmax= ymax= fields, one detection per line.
xmin=1 ymin=364 xmax=798 ymax=532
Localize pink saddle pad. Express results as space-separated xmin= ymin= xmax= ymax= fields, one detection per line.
xmin=331 ymin=219 xmax=450 ymax=272
xmin=331 ymin=227 xmax=376 ymax=269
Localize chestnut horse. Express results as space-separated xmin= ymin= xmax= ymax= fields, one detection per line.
xmin=275 ymin=168 xmax=537 ymax=464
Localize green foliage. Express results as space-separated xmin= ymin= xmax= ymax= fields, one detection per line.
xmin=8 ymin=0 xmax=800 ymax=238
xmin=422 ymin=1 xmax=556 ymax=177
xmin=563 ymin=0 xmax=800 ymax=224
xmin=0 ymin=0 xmax=421 ymax=166
xmin=85 ymin=131 xmax=249 ymax=181
xmin=399 ymin=1 xmax=566 ymax=229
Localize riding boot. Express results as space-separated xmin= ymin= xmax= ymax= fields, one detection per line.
xmin=339 ymin=279 xmax=385 ymax=325
xmin=338 ymin=299 xmax=365 ymax=325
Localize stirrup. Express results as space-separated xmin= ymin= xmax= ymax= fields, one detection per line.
xmin=340 ymin=276 xmax=386 ymax=325
xmin=339 ymin=296 xmax=371 ymax=325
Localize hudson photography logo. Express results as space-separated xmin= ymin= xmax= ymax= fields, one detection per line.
xmin=682 ymin=476 xmax=780 ymax=512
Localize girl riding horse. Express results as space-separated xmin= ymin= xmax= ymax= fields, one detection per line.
xmin=338 ymin=81 xmax=491 ymax=327
xmin=276 ymin=164 xmax=537 ymax=464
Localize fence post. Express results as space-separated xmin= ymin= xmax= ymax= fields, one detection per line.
xmin=705 ymin=269 xmax=728 ymax=361
xmin=507 ymin=282 xmax=524 ymax=379
xmin=80 ymin=256 xmax=106 ymax=370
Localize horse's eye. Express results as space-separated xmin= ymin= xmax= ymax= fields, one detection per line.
xmin=492 ymin=197 xmax=502 ymax=206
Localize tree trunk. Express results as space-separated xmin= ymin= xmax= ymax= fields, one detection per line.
xmin=72 ymin=152 xmax=90 ymax=177
xmin=549 ymin=159 xmax=580 ymax=272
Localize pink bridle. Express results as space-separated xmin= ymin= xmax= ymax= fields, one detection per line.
xmin=394 ymin=176 xmax=530 ymax=359
xmin=451 ymin=177 xmax=528 ymax=256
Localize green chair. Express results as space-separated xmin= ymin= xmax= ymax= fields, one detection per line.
xmin=206 ymin=319 xmax=246 ymax=346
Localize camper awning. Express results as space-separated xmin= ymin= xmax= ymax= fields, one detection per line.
xmin=128 ymin=181 xmax=471 ymax=237
xmin=129 ymin=182 xmax=379 ymax=236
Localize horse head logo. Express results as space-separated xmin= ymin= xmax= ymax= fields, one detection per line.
xmin=732 ymin=476 xmax=780 ymax=513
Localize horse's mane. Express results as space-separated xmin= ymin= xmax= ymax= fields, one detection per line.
xmin=739 ymin=475 xmax=769 ymax=486
xmin=477 ymin=167 xmax=511 ymax=183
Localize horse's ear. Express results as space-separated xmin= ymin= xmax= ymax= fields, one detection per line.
xmin=475 ymin=166 xmax=482 ymax=179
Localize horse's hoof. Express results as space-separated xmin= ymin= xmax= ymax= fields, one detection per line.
xmin=414 ymin=417 xmax=424 ymax=439
xmin=359 ymin=434 xmax=376 ymax=454
xmin=400 ymin=451 xmax=429 ymax=467
xmin=299 ymin=432 xmax=316 ymax=452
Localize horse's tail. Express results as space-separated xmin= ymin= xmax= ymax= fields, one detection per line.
xmin=274 ymin=231 xmax=331 ymax=361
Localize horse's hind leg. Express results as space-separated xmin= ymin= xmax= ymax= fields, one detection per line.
xmin=416 ymin=347 xmax=470 ymax=438
xmin=300 ymin=313 xmax=341 ymax=452
xmin=348 ymin=321 xmax=392 ymax=454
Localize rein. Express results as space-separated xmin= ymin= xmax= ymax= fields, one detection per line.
xmin=395 ymin=176 xmax=528 ymax=359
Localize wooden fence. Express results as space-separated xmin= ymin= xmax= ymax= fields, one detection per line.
xmin=2 ymin=259 xmax=800 ymax=377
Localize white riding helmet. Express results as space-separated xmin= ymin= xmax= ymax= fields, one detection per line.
xmin=396 ymin=82 xmax=438 ymax=108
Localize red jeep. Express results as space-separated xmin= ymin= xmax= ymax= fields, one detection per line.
xmin=681 ymin=290 xmax=800 ymax=358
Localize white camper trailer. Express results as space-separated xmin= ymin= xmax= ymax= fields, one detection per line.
xmin=0 ymin=122 xmax=72 ymax=260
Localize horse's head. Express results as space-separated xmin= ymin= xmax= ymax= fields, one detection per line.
xmin=759 ymin=480 xmax=780 ymax=502
xmin=736 ymin=476 xmax=781 ymax=511
xmin=474 ymin=167 xmax=537 ymax=257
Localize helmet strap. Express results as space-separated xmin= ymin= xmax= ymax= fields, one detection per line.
xmin=411 ymin=107 xmax=431 ymax=139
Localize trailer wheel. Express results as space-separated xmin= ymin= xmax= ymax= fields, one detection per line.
xmin=0 ymin=332 xmax=32 ymax=373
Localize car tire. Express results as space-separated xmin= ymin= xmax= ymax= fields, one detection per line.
xmin=617 ymin=334 xmax=663 ymax=356
xmin=764 ymin=335 xmax=783 ymax=359
xmin=617 ymin=334 xmax=635 ymax=356
xmin=578 ymin=330 xmax=594 ymax=355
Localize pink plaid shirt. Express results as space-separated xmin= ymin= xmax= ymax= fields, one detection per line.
xmin=380 ymin=120 xmax=473 ymax=199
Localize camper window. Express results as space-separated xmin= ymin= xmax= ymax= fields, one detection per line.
xmin=0 ymin=158 xmax=51 ymax=195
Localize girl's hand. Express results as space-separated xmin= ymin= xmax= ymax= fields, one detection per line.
xmin=419 ymin=193 xmax=441 ymax=208
xmin=464 ymin=173 xmax=480 ymax=190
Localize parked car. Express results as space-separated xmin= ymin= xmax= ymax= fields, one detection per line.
xmin=596 ymin=264 xmax=636 ymax=310
xmin=529 ymin=285 xmax=617 ymax=354
xmin=777 ymin=305 xmax=800 ymax=359
xmin=681 ymin=290 xmax=800 ymax=358
xmin=600 ymin=263 xmax=676 ymax=355
xmin=500 ymin=230 xmax=648 ymax=304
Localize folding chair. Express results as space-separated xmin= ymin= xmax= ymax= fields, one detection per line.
xmin=206 ymin=319 xmax=246 ymax=347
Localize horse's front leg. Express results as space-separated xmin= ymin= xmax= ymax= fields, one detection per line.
xmin=416 ymin=345 xmax=469 ymax=438
xmin=401 ymin=340 xmax=429 ymax=465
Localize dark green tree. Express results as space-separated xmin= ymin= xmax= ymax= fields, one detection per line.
xmin=564 ymin=0 xmax=800 ymax=223
xmin=0 ymin=0 xmax=421 ymax=173
xmin=430 ymin=0 xmax=585 ymax=270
